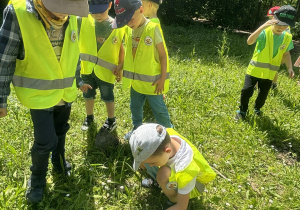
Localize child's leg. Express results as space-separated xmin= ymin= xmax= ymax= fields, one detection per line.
xmin=97 ymin=78 xmax=115 ymax=119
xmin=254 ymin=79 xmax=272 ymax=111
xmin=130 ymin=87 xmax=146 ymax=129
xmin=156 ymin=166 xmax=177 ymax=203
xmin=146 ymin=94 xmax=172 ymax=128
xmin=239 ymin=75 xmax=258 ymax=113
xmin=272 ymin=72 xmax=278 ymax=84
xmin=82 ymin=73 xmax=98 ymax=116
xmin=85 ymin=99 xmax=95 ymax=116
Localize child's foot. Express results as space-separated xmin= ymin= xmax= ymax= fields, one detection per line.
xmin=81 ymin=117 xmax=94 ymax=131
xmin=102 ymin=118 xmax=117 ymax=132
xmin=271 ymin=83 xmax=278 ymax=90
xmin=234 ymin=110 xmax=246 ymax=121
xmin=254 ymin=109 xmax=263 ymax=117
xmin=141 ymin=178 xmax=154 ymax=188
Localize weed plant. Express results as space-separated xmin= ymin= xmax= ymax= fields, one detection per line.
xmin=0 ymin=23 xmax=299 ymax=209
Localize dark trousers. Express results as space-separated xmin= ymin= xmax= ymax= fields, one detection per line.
xmin=239 ymin=74 xmax=272 ymax=113
xmin=29 ymin=105 xmax=71 ymax=187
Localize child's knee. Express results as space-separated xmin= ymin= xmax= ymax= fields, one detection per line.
xmin=156 ymin=166 xmax=171 ymax=185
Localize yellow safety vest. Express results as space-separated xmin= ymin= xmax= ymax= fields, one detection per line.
xmin=167 ymin=128 xmax=216 ymax=198
xmin=11 ymin=0 xmax=79 ymax=109
xmin=123 ymin=21 xmax=169 ymax=95
xmin=79 ymin=15 xmax=125 ymax=84
xmin=246 ymin=27 xmax=292 ymax=80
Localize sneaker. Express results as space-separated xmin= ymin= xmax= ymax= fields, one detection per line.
xmin=271 ymin=83 xmax=278 ymax=90
xmin=102 ymin=118 xmax=117 ymax=132
xmin=234 ymin=110 xmax=246 ymax=121
xmin=141 ymin=178 xmax=154 ymax=188
xmin=81 ymin=117 xmax=94 ymax=131
xmin=254 ymin=109 xmax=263 ymax=116
xmin=124 ymin=130 xmax=133 ymax=140
xmin=25 ymin=176 xmax=45 ymax=204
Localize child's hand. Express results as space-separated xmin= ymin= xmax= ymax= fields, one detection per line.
xmin=288 ymin=69 xmax=295 ymax=78
xmin=152 ymin=76 xmax=165 ymax=94
xmin=79 ymin=84 xmax=92 ymax=93
xmin=263 ymin=19 xmax=278 ymax=28
xmin=113 ymin=64 xmax=123 ymax=82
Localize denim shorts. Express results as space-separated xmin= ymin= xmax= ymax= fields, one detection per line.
xmin=82 ymin=71 xmax=114 ymax=102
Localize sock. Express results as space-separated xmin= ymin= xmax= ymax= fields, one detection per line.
xmin=87 ymin=114 xmax=94 ymax=120
xmin=107 ymin=117 xmax=116 ymax=124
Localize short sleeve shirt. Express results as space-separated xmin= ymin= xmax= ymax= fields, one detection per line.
xmin=132 ymin=19 xmax=163 ymax=62
xmin=256 ymin=30 xmax=294 ymax=58
xmin=94 ymin=16 xmax=114 ymax=51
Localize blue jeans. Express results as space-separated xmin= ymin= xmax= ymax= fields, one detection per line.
xmin=130 ymin=87 xmax=172 ymax=128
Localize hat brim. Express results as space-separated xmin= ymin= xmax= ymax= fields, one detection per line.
xmin=43 ymin=0 xmax=89 ymax=17
xmin=89 ymin=4 xmax=110 ymax=14
xmin=112 ymin=10 xmax=135 ymax=28
xmin=133 ymin=160 xmax=141 ymax=171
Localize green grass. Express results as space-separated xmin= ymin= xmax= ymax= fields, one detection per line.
xmin=0 ymin=23 xmax=300 ymax=209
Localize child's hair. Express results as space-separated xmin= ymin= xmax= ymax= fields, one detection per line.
xmin=151 ymin=125 xmax=171 ymax=156
xmin=143 ymin=0 xmax=159 ymax=9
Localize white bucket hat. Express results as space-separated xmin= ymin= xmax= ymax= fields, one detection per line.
xmin=42 ymin=0 xmax=89 ymax=17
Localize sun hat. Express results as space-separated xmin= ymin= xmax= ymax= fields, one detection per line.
xmin=113 ymin=0 xmax=142 ymax=28
xmin=129 ymin=123 xmax=167 ymax=171
xmin=267 ymin=6 xmax=280 ymax=16
xmin=89 ymin=0 xmax=111 ymax=14
xmin=274 ymin=5 xmax=297 ymax=27
xmin=42 ymin=0 xmax=89 ymax=17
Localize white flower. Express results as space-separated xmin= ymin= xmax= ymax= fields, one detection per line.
xmin=119 ymin=186 xmax=124 ymax=191
xmin=105 ymin=186 xmax=110 ymax=190
xmin=238 ymin=185 xmax=242 ymax=188
xmin=107 ymin=179 xmax=112 ymax=184
xmin=221 ymin=189 xmax=226 ymax=193
xmin=269 ymin=199 xmax=273 ymax=204
xmin=226 ymin=203 xmax=230 ymax=206
xmin=101 ymin=182 xmax=106 ymax=186
xmin=204 ymin=189 xmax=209 ymax=193
xmin=213 ymin=164 xmax=217 ymax=168
xmin=249 ymin=205 xmax=253 ymax=208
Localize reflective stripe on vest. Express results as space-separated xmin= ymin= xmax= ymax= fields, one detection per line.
xmin=79 ymin=15 xmax=124 ymax=84
xmin=166 ymin=128 xmax=216 ymax=199
xmin=80 ymin=53 xmax=116 ymax=71
xmin=123 ymin=22 xmax=169 ymax=95
xmin=249 ymin=60 xmax=280 ymax=71
xmin=13 ymin=75 xmax=75 ymax=90
xmin=11 ymin=0 xmax=79 ymax=109
xmin=123 ymin=70 xmax=170 ymax=83
xmin=246 ymin=27 xmax=292 ymax=80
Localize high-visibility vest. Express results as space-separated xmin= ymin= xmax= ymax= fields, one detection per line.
xmin=167 ymin=128 xmax=216 ymax=198
xmin=10 ymin=0 xmax=79 ymax=109
xmin=123 ymin=21 xmax=169 ymax=95
xmin=246 ymin=27 xmax=292 ymax=80
xmin=79 ymin=15 xmax=125 ymax=84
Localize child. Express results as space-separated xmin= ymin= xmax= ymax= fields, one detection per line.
xmin=0 ymin=0 xmax=89 ymax=204
xmin=79 ymin=0 xmax=125 ymax=132
xmin=235 ymin=5 xmax=296 ymax=120
xmin=129 ymin=123 xmax=216 ymax=209
xmin=113 ymin=0 xmax=172 ymax=138
xmin=142 ymin=0 xmax=162 ymax=23
xmin=267 ymin=6 xmax=291 ymax=90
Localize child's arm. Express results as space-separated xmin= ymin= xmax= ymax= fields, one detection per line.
xmin=113 ymin=44 xmax=125 ymax=82
xmin=167 ymin=193 xmax=190 ymax=210
xmin=152 ymin=42 xmax=167 ymax=94
xmin=282 ymin=51 xmax=295 ymax=78
xmin=247 ymin=19 xmax=278 ymax=45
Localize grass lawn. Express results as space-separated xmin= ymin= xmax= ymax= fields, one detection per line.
xmin=0 ymin=22 xmax=299 ymax=209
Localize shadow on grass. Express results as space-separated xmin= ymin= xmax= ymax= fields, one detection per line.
xmin=248 ymin=115 xmax=300 ymax=162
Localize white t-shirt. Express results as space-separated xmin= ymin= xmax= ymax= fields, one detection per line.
xmin=167 ymin=136 xmax=197 ymax=194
